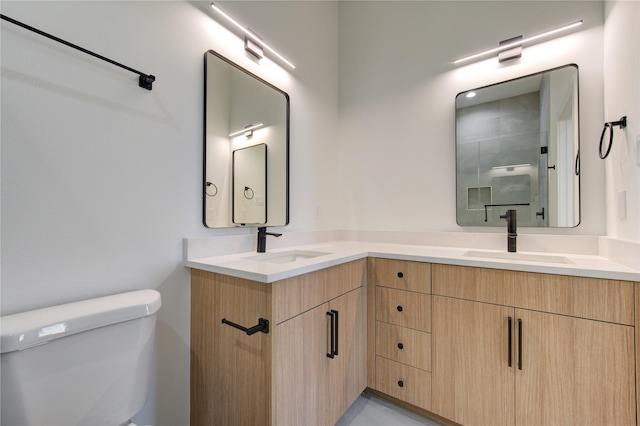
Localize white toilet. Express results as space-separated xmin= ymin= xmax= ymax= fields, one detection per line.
xmin=1 ymin=289 xmax=161 ymax=426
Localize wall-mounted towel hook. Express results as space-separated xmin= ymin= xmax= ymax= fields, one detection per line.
xmin=205 ymin=182 xmax=218 ymax=197
xmin=599 ymin=116 xmax=627 ymax=159
xmin=243 ymin=186 xmax=255 ymax=200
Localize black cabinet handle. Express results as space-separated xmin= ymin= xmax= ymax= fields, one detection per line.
xmin=518 ymin=318 xmax=523 ymax=370
xmin=326 ymin=310 xmax=339 ymax=358
xmin=397 ymin=305 xmax=403 ymax=312
xmin=508 ymin=317 xmax=513 ymax=367
xmin=397 ymin=343 xmax=404 ymax=350
xmin=332 ymin=309 xmax=339 ymax=356
xmin=397 ymin=380 xmax=404 ymax=388
xmin=221 ymin=318 xmax=269 ymax=335
xmin=397 ymin=272 xmax=404 ymax=278
xmin=326 ymin=311 xmax=335 ymax=358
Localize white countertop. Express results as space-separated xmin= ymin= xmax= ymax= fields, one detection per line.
xmin=184 ymin=240 xmax=640 ymax=283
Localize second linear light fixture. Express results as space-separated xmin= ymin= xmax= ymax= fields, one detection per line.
xmin=454 ymin=20 xmax=583 ymax=64
xmin=210 ymin=3 xmax=296 ymax=69
xmin=229 ymin=123 xmax=264 ymax=138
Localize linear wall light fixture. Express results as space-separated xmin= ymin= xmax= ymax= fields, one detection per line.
xmin=244 ymin=31 xmax=264 ymax=60
xmin=210 ymin=3 xmax=295 ymax=69
xmin=229 ymin=123 xmax=264 ymax=138
xmin=453 ymin=20 xmax=583 ymax=65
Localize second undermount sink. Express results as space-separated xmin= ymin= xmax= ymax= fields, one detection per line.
xmin=464 ymin=250 xmax=571 ymax=264
xmin=243 ymin=250 xmax=332 ymax=264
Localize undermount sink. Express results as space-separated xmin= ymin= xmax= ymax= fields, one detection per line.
xmin=243 ymin=250 xmax=332 ymax=264
xmin=464 ymin=250 xmax=571 ymax=264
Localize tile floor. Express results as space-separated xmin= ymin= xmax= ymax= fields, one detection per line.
xmin=336 ymin=393 xmax=442 ymax=426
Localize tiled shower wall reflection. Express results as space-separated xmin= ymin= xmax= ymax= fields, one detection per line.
xmin=456 ymin=92 xmax=545 ymax=226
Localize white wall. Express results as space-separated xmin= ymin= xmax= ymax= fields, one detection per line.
xmin=603 ymin=0 xmax=640 ymax=243
xmin=2 ymin=1 xmax=635 ymax=425
xmin=337 ymin=1 xmax=606 ymax=235
xmin=0 ymin=1 xmax=339 ymax=424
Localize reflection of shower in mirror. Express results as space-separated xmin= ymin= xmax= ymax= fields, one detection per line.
xmin=455 ymin=64 xmax=580 ymax=228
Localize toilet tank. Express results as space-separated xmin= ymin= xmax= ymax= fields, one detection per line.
xmin=1 ymin=289 xmax=161 ymax=426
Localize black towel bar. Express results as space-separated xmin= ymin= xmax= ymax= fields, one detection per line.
xmin=221 ymin=318 xmax=269 ymax=335
xmin=1 ymin=14 xmax=155 ymax=90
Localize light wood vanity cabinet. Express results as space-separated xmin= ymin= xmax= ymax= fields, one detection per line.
xmin=637 ymin=282 xmax=640 ymax=426
xmin=368 ymin=258 xmax=432 ymax=411
xmin=190 ymin=259 xmax=367 ymax=426
xmin=192 ymin=255 xmax=637 ymax=426
xmin=432 ymin=264 xmax=636 ymax=426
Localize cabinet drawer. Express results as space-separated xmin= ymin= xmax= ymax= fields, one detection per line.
xmin=376 ymin=321 xmax=430 ymax=371
xmin=375 ymin=356 xmax=431 ymax=411
xmin=514 ymin=272 xmax=634 ymax=325
xmin=369 ymin=258 xmax=431 ymax=294
xmin=376 ymin=288 xmax=431 ymax=332
xmin=273 ymin=259 xmax=366 ymax=324
xmin=432 ymin=264 xmax=515 ymax=306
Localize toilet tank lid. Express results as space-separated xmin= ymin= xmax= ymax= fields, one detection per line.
xmin=0 ymin=289 xmax=161 ymax=354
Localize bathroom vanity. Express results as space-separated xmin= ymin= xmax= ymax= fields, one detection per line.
xmin=382 ymin=261 xmax=634 ymax=426
xmin=187 ymin=242 xmax=639 ymax=426
xmin=190 ymin=259 xmax=366 ymax=426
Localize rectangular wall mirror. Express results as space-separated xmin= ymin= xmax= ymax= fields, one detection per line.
xmin=455 ymin=64 xmax=580 ymax=228
xmin=203 ymin=50 xmax=289 ymax=228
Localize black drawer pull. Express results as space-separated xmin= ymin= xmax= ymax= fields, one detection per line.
xmin=397 ymin=272 xmax=404 ymax=278
xmin=332 ymin=309 xmax=339 ymax=356
xmin=397 ymin=380 xmax=404 ymax=388
xmin=326 ymin=310 xmax=339 ymax=358
xmin=518 ymin=318 xmax=523 ymax=370
xmin=397 ymin=305 xmax=403 ymax=312
xmin=508 ymin=316 xmax=513 ymax=367
xmin=397 ymin=343 xmax=404 ymax=350
xmin=326 ymin=311 xmax=335 ymax=358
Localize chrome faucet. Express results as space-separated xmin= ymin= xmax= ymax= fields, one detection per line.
xmin=500 ymin=209 xmax=517 ymax=252
xmin=257 ymin=227 xmax=282 ymax=253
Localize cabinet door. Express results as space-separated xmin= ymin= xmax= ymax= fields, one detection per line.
xmin=515 ymin=309 xmax=636 ymax=426
xmin=273 ymin=303 xmax=331 ymax=426
xmin=329 ymin=287 xmax=367 ymax=425
xmin=432 ymin=296 xmax=515 ymax=426
xmin=274 ymin=287 xmax=366 ymax=426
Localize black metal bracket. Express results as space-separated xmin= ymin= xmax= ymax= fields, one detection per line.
xmin=1 ymin=14 xmax=155 ymax=91
xmin=221 ymin=317 xmax=269 ymax=335
xmin=139 ymin=74 xmax=156 ymax=90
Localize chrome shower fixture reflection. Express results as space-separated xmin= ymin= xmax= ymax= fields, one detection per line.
xmin=210 ymin=3 xmax=296 ymax=69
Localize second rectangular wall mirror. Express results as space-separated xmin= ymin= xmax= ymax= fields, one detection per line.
xmin=203 ymin=50 xmax=289 ymax=228
xmin=455 ymin=64 xmax=580 ymax=228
